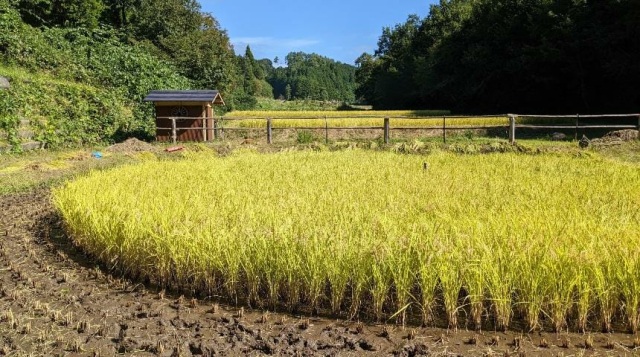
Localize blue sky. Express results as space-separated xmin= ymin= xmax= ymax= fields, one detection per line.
xmin=200 ymin=0 xmax=436 ymax=66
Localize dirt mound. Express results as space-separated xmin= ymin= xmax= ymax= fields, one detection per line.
xmin=105 ymin=138 xmax=156 ymax=153
xmin=603 ymin=129 xmax=639 ymax=141
xmin=590 ymin=129 xmax=639 ymax=146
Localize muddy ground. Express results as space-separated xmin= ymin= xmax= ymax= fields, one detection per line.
xmin=2 ymin=190 xmax=640 ymax=356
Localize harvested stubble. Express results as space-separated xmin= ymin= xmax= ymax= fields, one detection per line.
xmin=53 ymin=150 xmax=640 ymax=331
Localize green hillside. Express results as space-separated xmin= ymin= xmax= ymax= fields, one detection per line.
xmin=0 ymin=0 xmax=359 ymax=150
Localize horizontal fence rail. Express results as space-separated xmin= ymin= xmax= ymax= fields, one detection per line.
xmin=156 ymin=114 xmax=640 ymax=144
xmin=508 ymin=113 xmax=640 ymax=143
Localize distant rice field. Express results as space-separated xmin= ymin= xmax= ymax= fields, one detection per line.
xmin=221 ymin=110 xmax=572 ymax=129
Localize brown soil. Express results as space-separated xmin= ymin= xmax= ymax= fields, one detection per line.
xmin=1 ymin=191 xmax=639 ymax=356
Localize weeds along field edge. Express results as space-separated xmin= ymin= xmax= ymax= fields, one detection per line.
xmin=52 ymin=150 xmax=640 ymax=332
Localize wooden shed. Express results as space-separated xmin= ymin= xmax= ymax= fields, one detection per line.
xmin=143 ymin=90 xmax=225 ymax=142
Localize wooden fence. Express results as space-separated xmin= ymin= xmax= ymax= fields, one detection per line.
xmin=157 ymin=114 xmax=640 ymax=144
xmin=507 ymin=114 xmax=640 ymax=144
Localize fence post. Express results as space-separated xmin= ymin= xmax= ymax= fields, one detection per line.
xmin=324 ymin=115 xmax=328 ymax=144
xmin=637 ymin=114 xmax=640 ymax=134
xmin=213 ymin=118 xmax=218 ymax=140
xmin=442 ymin=116 xmax=446 ymax=144
xmin=171 ymin=117 xmax=177 ymax=144
xmin=508 ymin=115 xmax=516 ymax=144
xmin=384 ymin=117 xmax=390 ymax=144
xmin=575 ymin=114 xmax=579 ymax=141
xmin=266 ymin=117 xmax=272 ymax=144
xmin=220 ymin=116 xmax=225 ymax=140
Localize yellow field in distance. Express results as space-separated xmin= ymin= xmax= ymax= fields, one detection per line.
xmin=222 ymin=110 xmax=508 ymax=128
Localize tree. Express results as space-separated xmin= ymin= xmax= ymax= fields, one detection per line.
xmin=285 ymin=84 xmax=292 ymax=100
xmin=131 ymin=0 xmax=201 ymax=46
xmin=101 ymin=0 xmax=137 ymax=28
xmin=267 ymin=51 xmax=356 ymax=101
xmin=16 ymin=0 xmax=104 ymax=28
xmin=356 ymin=0 xmax=640 ymax=113
xmin=160 ymin=13 xmax=239 ymax=93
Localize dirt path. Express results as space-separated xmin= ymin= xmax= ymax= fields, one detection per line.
xmin=0 ymin=190 xmax=637 ymax=356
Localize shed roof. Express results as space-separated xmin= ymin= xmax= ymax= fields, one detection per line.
xmin=143 ymin=90 xmax=224 ymax=105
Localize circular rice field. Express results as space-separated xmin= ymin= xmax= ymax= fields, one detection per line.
xmin=53 ymin=150 xmax=640 ymax=332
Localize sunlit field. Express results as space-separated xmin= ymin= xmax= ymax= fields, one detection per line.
xmin=223 ymin=110 xmax=508 ymax=128
xmin=54 ymin=150 xmax=640 ymax=331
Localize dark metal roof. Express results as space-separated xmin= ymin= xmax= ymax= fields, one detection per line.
xmin=143 ymin=90 xmax=224 ymax=104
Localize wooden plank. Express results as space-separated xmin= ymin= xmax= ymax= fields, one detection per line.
xmin=272 ymin=126 xmax=383 ymax=130
xmin=154 ymin=102 xmax=203 ymax=106
xmin=516 ymin=125 xmax=637 ymax=129
xmin=156 ymin=127 xmax=208 ymax=131
xmin=156 ymin=116 xmax=213 ymax=120
xmin=518 ymin=114 xmax=640 ymax=119
xmin=215 ymin=127 xmax=262 ymax=131
xmin=391 ymin=126 xmax=506 ymax=130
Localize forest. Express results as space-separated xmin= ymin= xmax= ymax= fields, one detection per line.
xmin=355 ymin=0 xmax=640 ymax=113
xmin=1 ymin=0 xmax=639 ymax=148
xmin=0 ymin=0 xmax=356 ymax=146
xmin=1 ymin=0 xmax=356 ymax=107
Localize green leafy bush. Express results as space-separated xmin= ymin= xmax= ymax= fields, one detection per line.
xmin=0 ymin=7 xmax=192 ymax=147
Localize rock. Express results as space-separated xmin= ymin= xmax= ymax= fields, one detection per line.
xmin=551 ymin=132 xmax=567 ymax=141
xmin=579 ymin=134 xmax=590 ymax=148
xmin=0 ymin=76 xmax=9 ymax=89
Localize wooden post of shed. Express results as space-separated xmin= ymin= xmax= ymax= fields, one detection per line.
xmin=204 ymin=103 xmax=212 ymax=141
xmin=202 ymin=114 xmax=207 ymax=142
xmin=508 ymin=115 xmax=516 ymax=144
xmin=267 ymin=117 xmax=272 ymax=144
xmin=171 ymin=117 xmax=177 ymax=144
xmin=384 ymin=117 xmax=390 ymax=144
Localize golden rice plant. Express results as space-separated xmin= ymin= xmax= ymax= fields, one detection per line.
xmin=53 ymin=150 xmax=640 ymax=332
